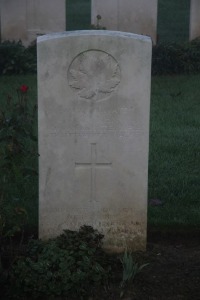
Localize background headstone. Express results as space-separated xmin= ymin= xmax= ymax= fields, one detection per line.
xmin=91 ymin=0 xmax=158 ymax=44
xmin=1 ymin=0 xmax=66 ymax=46
xmin=38 ymin=30 xmax=152 ymax=252
xmin=189 ymin=0 xmax=200 ymax=40
xmin=1 ymin=0 xmax=27 ymax=43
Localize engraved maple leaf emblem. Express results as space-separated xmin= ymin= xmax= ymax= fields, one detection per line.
xmin=68 ymin=51 xmax=121 ymax=101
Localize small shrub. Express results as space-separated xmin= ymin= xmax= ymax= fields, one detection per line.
xmin=8 ymin=226 xmax=111 ymax=299
xmin=152 ymin=38 xmax=200 ymax=75
xmin=1 ymin=37 xmax=200 ymax=76
xmin=0 ymin=40 xmax=36 ymax=75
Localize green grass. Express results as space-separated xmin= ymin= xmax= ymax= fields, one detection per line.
xmin=148 ymin=74 xmax=200 ymax=228
xmin=0 ymin=74 xmax=200 ymax=231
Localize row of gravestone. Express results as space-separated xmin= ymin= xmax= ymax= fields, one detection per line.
xmin=1 ymin=0 xmax=200 ymax=46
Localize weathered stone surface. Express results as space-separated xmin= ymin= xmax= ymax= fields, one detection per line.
xmin=1 ymin=0 xmax=27 ymax=43
xmin=38 ymin=31 xmax=152 ymax=252
xmin=91 ymin=0 xmax=158 ymax=44
xmin=1 ymin=0 xmax=66 ymax=46
xmin=190 ymin=0 xmax=200 ymax=40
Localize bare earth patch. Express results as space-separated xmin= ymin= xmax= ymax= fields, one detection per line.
xmin=92 ymin=232 xmax=200 ymax=300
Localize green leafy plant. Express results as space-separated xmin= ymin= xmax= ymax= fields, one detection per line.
xmin=0 ymin=84 xmax=37 ymax=278
xmin=119 ymin=250 xmax=148 ymax=298
xmin=152 ymin=38 xmax=200 ymax=75
xmin=8 ymin=226 xmax=111 ymax=299
xmin=0 ymin=40 xmax=36 ymax=75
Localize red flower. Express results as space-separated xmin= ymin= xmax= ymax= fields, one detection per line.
xmin=20 ymin=85 xmax=29 ymax=93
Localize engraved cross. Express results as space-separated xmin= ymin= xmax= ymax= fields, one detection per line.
xmin=75 ymin=143 xmax=112 ymax=202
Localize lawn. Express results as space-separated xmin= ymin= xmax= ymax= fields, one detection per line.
xmin=1 ymin=74 xmax=200 ymax=232
xmin=148 ymin=74 xmax=200 ymax=229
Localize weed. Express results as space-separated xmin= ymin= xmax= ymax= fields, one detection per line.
xmin=119 ymin=250 xmax=148 ymax=298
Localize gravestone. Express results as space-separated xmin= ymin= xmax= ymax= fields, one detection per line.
xmin=1 ymin=0 xmax=66 ymax=46
xmin=190 ymin=0 xmax=200 ymax=40
xmin=1 ymin=0 xmax=27 ymax=43
xmin=38 ymin=30 xmax=152 ymax=252
xmin=91 ymin=0 xmax=158 ymax=44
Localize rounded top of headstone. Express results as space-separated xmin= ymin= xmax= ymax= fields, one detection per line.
xmin=37 ymin=30 xmax=152 ymax=44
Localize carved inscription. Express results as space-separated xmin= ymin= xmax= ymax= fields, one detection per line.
xmin=68 ymin=50 xmax=121 ymax=101
xmin=75 ymin=143 xmax=112 ymax=202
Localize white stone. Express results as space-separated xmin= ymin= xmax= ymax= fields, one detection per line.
xmin=38 ymin=30 xmax=152 ymax=252
xmin=91 ymin=0 xmax=158 ymax=44
xmin=189 ymin=0 xmax=200 ymax=40
xmin=1 ymin=0 xmax=27 ymax=43
xmin=1 ymin=0 xmax=66 ymax=46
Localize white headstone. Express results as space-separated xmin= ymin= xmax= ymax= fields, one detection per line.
xmin=1 ymin=0 xmax=27 ymax=43
xmin=190 ymin=0 xmax=200 ymax=40
xmin=1 ymin=0 xmax=66 ymax=46
xmin=91 ymin=0 xmax=158 ymax=44
xmin=38 ymin=30 xmax=152 ymax=252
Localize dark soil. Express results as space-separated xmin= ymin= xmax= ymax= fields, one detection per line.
xmin=2 ymin=230 xmax=200 ymax=299
xmin=92 ymin=230 xmax=200 ymax=300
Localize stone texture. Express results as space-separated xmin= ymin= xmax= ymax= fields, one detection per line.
xmin=38 ymin=30 xmax=152 ymax=252
xmin=1 ymin=0 xmax=66 ymax=46
xmin=91 ymin=0 xmax=158 ymax=44
xmin=189 ymin=0 xmax=200 ymax=40
xmin=1 ymin=0 xmax=27 ymax=43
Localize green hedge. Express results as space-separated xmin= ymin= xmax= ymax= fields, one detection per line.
xmin=152 ymin=38 xmax=200 ymax=75
xmin=1 ymin=38 xmax=200 ymax=76
xmin=0 ymin=40 xmax=36 ymax=75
